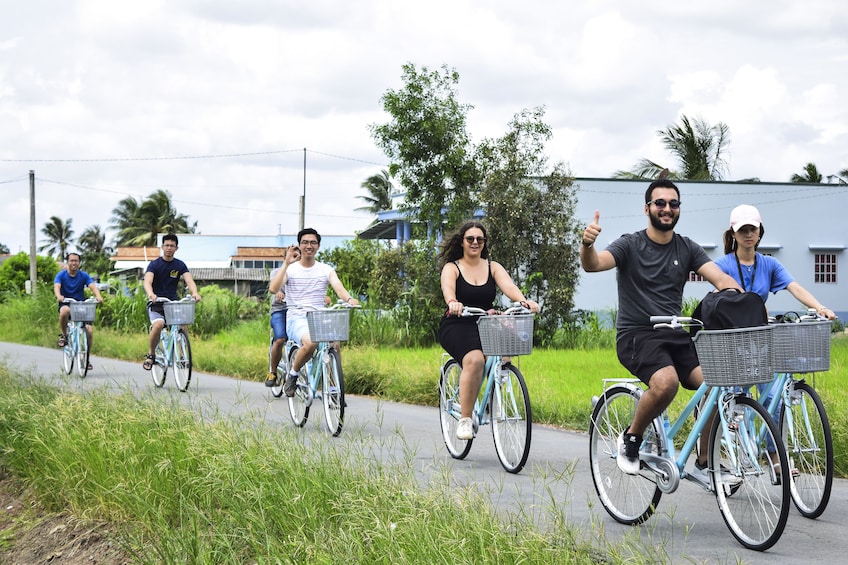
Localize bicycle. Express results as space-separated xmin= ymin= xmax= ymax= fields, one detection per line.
xmin=589 ymin=316 xmax=790 ymax=551
xmin=61 ymin=298 xmax=97 ymax=378
xmin=150 ymin=297 xmax=195 ymax=392
xmin=282 ymin=302 xmax=357 ymax=437
xmin=755 ymin=309 xmax=834 ymax=519
xmin=438 ymin=304 xmax=534 ymax=474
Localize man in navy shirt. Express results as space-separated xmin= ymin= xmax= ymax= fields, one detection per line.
xmin=54 ymin=253 xmax=104 ymax=368
xmin=142 ymin=234 xmax=201 ymax=370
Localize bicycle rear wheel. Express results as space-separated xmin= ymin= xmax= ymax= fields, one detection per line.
xmin=151 ymin=336 xmax=167 ymax=387
xmin=62 ymin=330 xmax=74 ymax=375
xmin=270 ymin=342 xmax=286 ymax=398
xmin=322 ymin=348 xmax=345 ymax=436
xmin=439 ymin=359 xmax=472 ymax=459
xmin=173 ymin=329 xmax=192 ymax=392
xmin=287 ymin=346 xmax=310 ymax=427
xmin=780 ymin=381 xmax=832 ymax=519
xmin=490 ymin=362 xmax=531 ymax=473
xmin=710 ymin=395 xmax=789 ymax=551
xmin=589 ymin=385 xmax=661 ymax=525
xmin=76 ymin=327 xmax=89 ymax=378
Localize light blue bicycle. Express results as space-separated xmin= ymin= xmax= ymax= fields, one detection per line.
xmin=61 ymin=298 xmax=97 ymax=378
xmin=150 ymin=297 xmax=195 ymax=392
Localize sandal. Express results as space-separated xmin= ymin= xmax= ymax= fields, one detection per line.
xmin=57 ymin=334 xmax=67 ymax=347
xmin=142 ymin=354 xmax=155 ymax=371
xmin=86 ymin=362 xmax=94 ymax=371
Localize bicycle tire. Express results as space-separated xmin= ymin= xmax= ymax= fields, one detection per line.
xmin=151 ymin=335 xmax=167 ymax=388
xmin=287 ymin=346 xmax=309 ymax=427
xmin=270 ymin=342 xmax=286 ymax=398
xmin=322 ymin=348 xmax=345 ymax=436
xmin=710 ymin=395 xmax=789 ymax=551
xmin=439 ymin=359 xmax=472 ymax=459
xmin=173 ymin=329 xmax=192 ymax=392
xmin=589 ymin=385 xmax=661 ymax=525
xmin=76 ymin=327 xmax=89 ymax=378
xmin=780 ymin=381 xmax=833 ymax=519
xmin=490 ymin=362 xmax=531 ymax=474
xmin=62 ymin=329 xmax=74 ymax=375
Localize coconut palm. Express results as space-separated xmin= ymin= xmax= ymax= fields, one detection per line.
xmin=78 ymin=225 xmax=112 ymax=255
xmin=614 ymin=115 xmax=730 ymax=181
xmin=791 ymin=163 xmax=823 ymax=183
xmin=39 ymin=216 xmax=74 ymax=260
xmin=356 ymin=169 xmax=394 ymax=214
xmin=111 ymin=190 xmax=197 ymax=247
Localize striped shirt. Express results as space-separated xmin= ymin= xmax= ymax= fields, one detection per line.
xmin=284 ymin=261 xmax=333 ymax=317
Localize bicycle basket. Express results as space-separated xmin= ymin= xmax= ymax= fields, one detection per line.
xmin=771 ymin=320 xmax=831 ymax=373
xmin=69 ymin=301 xmax=96 ymax=322
xmin=164 ymin=301 xmax=196 ymax=325
xmin=693 ymin=325 xmax=774 ymax=387
xmin=477 ymin=314 xmax=534 ymax=356
xmin=307 ymin=309 xmax=350 ymax=342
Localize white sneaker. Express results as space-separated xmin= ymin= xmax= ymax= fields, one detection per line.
xmin=616 ymin=432 xmax=641 ymax=475
xmin=456 ymin=417 xmax=474 ymax=440
xmin=691 ymin=460 xmax=742 ymax=486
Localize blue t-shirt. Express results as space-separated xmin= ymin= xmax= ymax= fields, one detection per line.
xmin=146 ymin=257 xmax=190 ymax=300
xmin=714 ymin=252 xmax=794 ymax=303
xmin=54 ymin=269 xmax=94 ymax=301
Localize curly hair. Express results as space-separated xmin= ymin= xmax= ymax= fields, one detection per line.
xmin=438 ymin=221 xmax=489 ymax=267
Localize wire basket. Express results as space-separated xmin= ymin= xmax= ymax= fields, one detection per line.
xmin=69 ymin=301 xmax=96 ymax=322
xmin=307 ymin=309 xmax=351 ymax=342
xmin=477 ymin=314 xmax=534 ymax=357
xmin=164 ymin=301 xmax=196 ymax=325
xmin=693 ymin=325 xmax=774 ymax=387
xmin=771 ymin=320 xmax=831 ymax=373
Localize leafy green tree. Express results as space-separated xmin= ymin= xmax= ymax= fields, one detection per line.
xmin=791 ymin=163 xmax=823 ymax=183
xmin=477 ymin=107 xmax=581 ymax=342
xmin=111 ymin=190 xmax=197 ymax=247
xmin=370 ymin=63 xmax=481 ymax=232
xmin=356 ymin=169 xmax=395 ymax=217
xmin=317 ymin=238 xmax=385 ymax=301
xmin=0 ymin=252 xmax=58 ymax=294
xmin=38 ymin=216 xmax=74 ymax=261
xmin=615 ymin=114 xmax=730 ymax=180
xmin=0 ymin=243 xmax=9 ymax=254
xmin=78 ymin=225 xmax=114 ymax=277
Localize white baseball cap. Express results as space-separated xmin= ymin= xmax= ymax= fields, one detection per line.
xmin=729 ymin=204 xmax=762 ymax=232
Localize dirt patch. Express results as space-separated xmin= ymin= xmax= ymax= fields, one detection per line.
xmin=0 ymin=472 xmax=131 ymax=565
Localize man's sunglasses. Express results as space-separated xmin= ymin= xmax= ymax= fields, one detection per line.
xmin=647 ymin=199 xmax=681 ymax=210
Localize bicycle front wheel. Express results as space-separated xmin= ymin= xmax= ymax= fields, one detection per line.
xmin=151 ymin=337 xmax=167 ymax=388
xmin=76 ymin=327 xmax=89 ymax=378
xmin=287 ymin=346 xmax=309 ymax=427
xmin=173 ymin=329 xmax=192 ymax=392
xmin=322 ymin=348 xmax=345 ymax=436
xmin=589 ymin=385 xmax=661 ymax=525
xmin=490 ymin=362 xmax=531 ymax=474
xmin=439 ymin=359 xmax=472 ymax=459
xmin=780 ymin=381 xmax=833 ymax=519
xmin=270 ymin=343 xmax=286 ymax=398
xmin=710 ymin=395 xmax=789 ymax=551
xmin=62 ymin=331 xmax=74 ymax=375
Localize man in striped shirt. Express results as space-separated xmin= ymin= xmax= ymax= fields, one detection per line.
xmin=269 ymin=228 xmax=359 ymax=396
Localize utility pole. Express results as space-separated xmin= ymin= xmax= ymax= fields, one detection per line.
xmin=28 ymin=170 xmax=36 ymax=295
xmin=299 ymin=147 xmax=306 ymax=230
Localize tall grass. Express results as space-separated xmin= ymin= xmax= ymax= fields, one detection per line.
xmin=0 ymin=366 xmax=622 ymax=564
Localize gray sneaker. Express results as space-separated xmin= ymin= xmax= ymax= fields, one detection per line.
xmin=283 ymin=374 xmax=298 ymax=397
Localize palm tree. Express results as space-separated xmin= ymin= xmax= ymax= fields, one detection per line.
xmin=111 ymin=190 xmax=197 ymax=247
xmin=791 ymin=163 xmax=823 ymax=183
xmin=826 ymin=168 xmax=848 ymax=184
xmin=39 ymin=216 xmax=74 ymax=260
xmin=78 ymin=225 xmax=112 ymax=255
xmin=356 ymin=169 xmax=394 ymax=214
xmin=614 ymin=115 xmax=730 ymax=181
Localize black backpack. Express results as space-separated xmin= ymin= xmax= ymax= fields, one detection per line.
xmin=691 ymin=289 xmax=769 ymax=333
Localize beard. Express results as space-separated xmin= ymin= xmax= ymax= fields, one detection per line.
xmin=649 ymin=210 xmax=679 ymax=232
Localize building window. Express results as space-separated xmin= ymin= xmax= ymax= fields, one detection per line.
xmin=688 ymin=271 xmax=705 ymax=282
xmin=814 ymin=254 xmax=837 ymax=283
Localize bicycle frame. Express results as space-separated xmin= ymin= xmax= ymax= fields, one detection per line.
xmin=442 ymin=352 xmax=506 ymax=429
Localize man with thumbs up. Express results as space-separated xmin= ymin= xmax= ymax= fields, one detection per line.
xmin=581 ymin=179 xmax=741 ymax=477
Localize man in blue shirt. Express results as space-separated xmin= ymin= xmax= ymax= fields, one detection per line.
xmin=53 ymin=253 xmax=104 ymax=368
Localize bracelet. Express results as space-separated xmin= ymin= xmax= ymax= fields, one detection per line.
xmin=582 ymin=241 xmax=593 ymax=248
xmin=447 ymin=299 xmax=457 ymax=306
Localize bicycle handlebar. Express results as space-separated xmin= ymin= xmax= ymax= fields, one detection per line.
xmin=153 ymin=297 xmax=196 ymax=304
xmin=460 ymin=303 xmax=534 ymax=317
xmin=62 ymin=297 xmax=98 ymax=304
xmin=650 ymin=315 xmax=703 ymax=330
xmin=287 ymin=301 xmax=361 ymax=311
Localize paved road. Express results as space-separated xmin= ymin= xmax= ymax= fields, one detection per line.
xmin=1 ymin=341 xmax=846 ymax=564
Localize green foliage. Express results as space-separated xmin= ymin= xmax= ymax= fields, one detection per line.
xmin=551 ymin=309 xmax=616 ymax=349
xmin=0 ymin=252 xmax=58 ymax=295
xmin=317 ymin=238 xmax=385 ymax=301
xmin=39 ymin=216 xmax=74 ymax=261
xmin=0 ymin=242 xmax=9 ymax=254
xmin=111 ymin=189 xmax=198 ymax=247
xmin=478 ymin=107 xmax=582 ymax=343
xmin=370 ymin=63 xmax=481 ymax=230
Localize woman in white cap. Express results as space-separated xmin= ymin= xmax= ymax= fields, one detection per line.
xmin=714 ymin=204 xmax=835 ymax=320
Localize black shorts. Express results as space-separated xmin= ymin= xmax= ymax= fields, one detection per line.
xmin=616 ymin=328 xmax=701 ymax=390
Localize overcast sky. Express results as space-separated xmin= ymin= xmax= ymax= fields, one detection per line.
xmin=2 ymin=0 xmax=846 ymax=255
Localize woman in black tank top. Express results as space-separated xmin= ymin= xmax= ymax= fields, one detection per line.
xmin=437 ymin=221 xmax=540 ymax=441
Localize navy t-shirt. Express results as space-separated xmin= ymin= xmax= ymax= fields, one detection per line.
xmin=146 ymin=257 xmax=189 ymax=300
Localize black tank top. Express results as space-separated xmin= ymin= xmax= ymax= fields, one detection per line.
xmin=454 ymin=260 xmax=496 ymax=309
